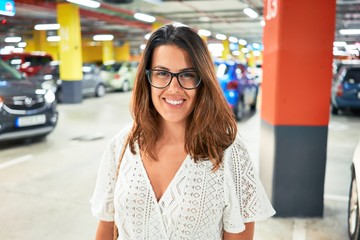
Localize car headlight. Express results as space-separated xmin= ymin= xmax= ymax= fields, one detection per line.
xmin=44 ymin=90 xmax=56 ymax=103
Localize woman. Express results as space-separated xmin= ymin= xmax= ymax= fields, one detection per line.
xmin=91 ymin=24 xmax=275 ymax=240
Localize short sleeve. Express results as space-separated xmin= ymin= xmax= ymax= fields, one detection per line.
xmin=90 ymin=128 xmax=129 ymax=221
xmin=223 ymin=137 xmax=276 ymax=233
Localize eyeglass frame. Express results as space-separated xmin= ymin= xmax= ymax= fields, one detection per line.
xmin=145 ymin=69 xmax=202 ymax=90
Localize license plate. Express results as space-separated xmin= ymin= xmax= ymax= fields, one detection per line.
xmin=16 ymin=114 xmax=46 ymax=127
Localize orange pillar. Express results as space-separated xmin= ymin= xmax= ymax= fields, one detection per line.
xmin=259 ymin=0 xmax=336 ymax=217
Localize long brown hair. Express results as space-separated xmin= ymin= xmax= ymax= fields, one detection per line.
xmin=128 ymin=24 xmax=237 ymax=170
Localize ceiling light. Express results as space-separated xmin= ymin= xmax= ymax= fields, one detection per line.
xmin=215 ymin=34 xmax=227 ymax=41
xmin=93 ymin=34 xmax=114 ymax=41
xmin=199 ymin=16 xmax=210 ymax=22
xmin=66 ymin=0 xmax=101 ymax=8
xmin=333 ymin=41 xmax=346 ymax=47
xmin=238 ymin=39 xmax=247 ymax=45
xmin=144 ymin=33 xmax=152 ymax=40
xmin=243 ymin=8 xmax=258 ymax=18
xmin=18 ymin=42 xmax=27 ymax=48
xmin=260 ymin=20 xmax=265 ymax=27
xmin=34 ymin=24 xmax=60 ymax=31
xmin=140 ymin=44 xmax=146 ymax=50
xmin=47 ymin=36 xmax=61 ymax=42
xmin=228 ymin=37 xmax=238 ymax=43
xmin=5 ymin=37 xmax=21 ymax=43
xmin=339 ymin=29 xmax=360 ymax=35
xmin=198 ymin=29 xmax=211 ymax=37
xmin=134 ymin=13 xmax=156 ymax=23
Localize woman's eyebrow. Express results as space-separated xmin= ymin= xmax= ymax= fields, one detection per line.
xmin=152 ymin=65 xmax=195 ymax=71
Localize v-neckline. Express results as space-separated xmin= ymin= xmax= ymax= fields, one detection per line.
xmin=138 ymin=154 xmax=189 ymax=204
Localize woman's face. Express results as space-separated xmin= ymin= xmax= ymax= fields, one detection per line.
xmin=149 ymin=45 xmax=198 ymax=126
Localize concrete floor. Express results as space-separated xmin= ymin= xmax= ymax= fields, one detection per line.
xmin=0 ymin=91 xmax=359 ymax=240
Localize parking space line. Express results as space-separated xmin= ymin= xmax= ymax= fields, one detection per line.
xmin=324 ymin=194 xmax=349 ymax=202
xmin=292 ymin=219 xmax=306 ymax=240
xmin=0 ymin=154 xmax=33 ymax=170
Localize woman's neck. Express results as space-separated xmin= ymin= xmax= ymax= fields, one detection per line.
xmin=158 ymin=120 xmax=186 ymax=145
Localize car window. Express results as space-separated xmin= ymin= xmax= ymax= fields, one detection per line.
xmin=0 ymin=60 xmax=23 ymax=80
xmin=344 ymin=68 xmax=360 ymax=84
xmin=24 ymin=56 xmax=52 ymax=67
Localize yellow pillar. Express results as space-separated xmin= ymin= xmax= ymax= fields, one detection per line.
xmin=57 ymin=3 xmax=83 ymax=103
xmin=200 ymin=36 xmax=208 ymax=44
xmin=248 ymin=51 xmax=255 ymax=67
xmin=221 ymin=40 xmax=230 ymax=60
xmin=33 ymin=30 xmax=47 ymax=52
xmin=115 ymin=42 xmax=130 ymax=62
xmin=102 ymin=40 xmax=114 ymax=64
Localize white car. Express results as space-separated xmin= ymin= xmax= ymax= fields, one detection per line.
xmin=348 ymin=136 xmax=360 ymax=240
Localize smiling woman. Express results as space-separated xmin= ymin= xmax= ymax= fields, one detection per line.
xmin=91 ymin=23 xmax=275 ymax=240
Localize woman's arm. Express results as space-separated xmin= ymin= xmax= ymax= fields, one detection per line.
xmin=223 ymin=222 xmax=255 ymax=240
xmin=95 ymin=220 xmax=115 ymax=240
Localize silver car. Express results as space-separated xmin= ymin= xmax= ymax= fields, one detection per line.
xmin=348 ymin=136 xmax=360 ymax=240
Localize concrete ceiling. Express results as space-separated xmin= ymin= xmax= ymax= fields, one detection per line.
xmin=0 ymin=0 xmax=359 ymax=55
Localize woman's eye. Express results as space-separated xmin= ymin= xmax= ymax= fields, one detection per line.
xmin=156 ymin=71 xmax=169 ymax=77
xmin=180 ymin=72 xmax=196 ymax=79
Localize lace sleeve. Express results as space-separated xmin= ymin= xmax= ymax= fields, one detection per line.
xmin=90 ymin=129 xmax=128 ymax=221
xmin=223 ymin=137 xmax=275 ymax=233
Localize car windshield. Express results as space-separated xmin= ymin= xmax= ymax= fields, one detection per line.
xmin=344 ymin=68 xmax=360 ymax=84
xmin=0 ymin=60 xmax=23 ymax=81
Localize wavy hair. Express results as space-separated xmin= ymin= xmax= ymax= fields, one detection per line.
xmin=128 ymin=24 xmax=237 ymax=170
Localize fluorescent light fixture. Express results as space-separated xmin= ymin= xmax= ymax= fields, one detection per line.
xmin=232 ymin=50 xmax=240 ymax=56
xmin=238 ymin=39 xmax=247 ymax=45
xmin=339 ymin=29 xmax=360 ymax=35
xmin=207 ymin=43 xmax=224 ymax=57
xmin=241 ymin=48 xmax=249 ymax=53
xmin=199 ymin=16 xmax=210 ymax=22
xmin=93 ymin=34 xmax=114 ymax=41
xmin=144 ymin=33 xmax=152 ymax=40
xmin=243 ymin=8 xmax=258 ymax=18
xmin=253 ymin=50 xmax=261 ymax=56
xmin=66 ymin=0 xmax=101 ymax=8
xmin=18 ymin=42 xmax=27 ymax=48
xmin=252 ymin=43 xmax=261 ymax=50
xmin=140 ymin=44 xmax=146 ymax=50
xmin=198 ymin=29 xmax=211 ymax=37
xmin=34 ymin=24 xmax=60 ymax=31
xmin=228 ymin=37 xmax=238 ymax=43
xmin=260 ymin=20 xmax=265 ymax=27
xmin=333 ymin=41 xmax=346 ymax=47
xmin=215 ymin=34 xmax=227 ymax=40
xmin=47 ymin=36 xmax=61 ymax=42
xmin=12 ymin=48 xmax=24 ymax=53
xmin=5 ymin=37 xmax=21 ymax=43
xmin=134 ymin=13 xmax=156 ymax=23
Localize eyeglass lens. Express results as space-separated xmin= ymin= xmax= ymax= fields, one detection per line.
xmin=147 ymin=70 xmax=201 ymax=89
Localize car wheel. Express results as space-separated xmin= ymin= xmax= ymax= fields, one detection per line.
xmin=331 ymin=104 xmax=339 ymax=115
xmin=234 ymin=98 xmax=244 ymax=121
xmin=95 ymin=84 xmax=106 ymax=97
xmin=122 ymin=80 xmax=130 ymax=92
xmin=348 ymin=166 xmax=360 ymax=240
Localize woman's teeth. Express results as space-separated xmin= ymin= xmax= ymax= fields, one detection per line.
xmin=165 ymin=99 xmax=184 ymax=105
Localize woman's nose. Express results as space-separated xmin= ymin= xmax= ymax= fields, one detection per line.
xmin=167 ymin=75 xmax=182 ymax=91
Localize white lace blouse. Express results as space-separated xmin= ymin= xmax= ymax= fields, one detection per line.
xmin=91 ymin=129 xmax=275 ymax=240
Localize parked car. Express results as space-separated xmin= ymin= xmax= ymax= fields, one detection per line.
xmin=30 ymin=62 xmax=106 ymax=102
xmin=100 ymin=61 xmax=138 ymax=91
xmin=0 ymin=59 xmax=58 ymax=142
xmin=348 ymin=135 xmax=360 ymax=240
xmin=331 ymin=61 xmax=360 ymax=114
xmin=0 ymin=52 xmax=53 ymax=77
xmin=214 ymin=59 xmax=259 ymax=121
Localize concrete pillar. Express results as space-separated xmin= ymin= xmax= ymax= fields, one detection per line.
xmin=259 ymin=0 xmax=336 ymax=217
xmin=57 ymin=3 xmax=83 ymax=103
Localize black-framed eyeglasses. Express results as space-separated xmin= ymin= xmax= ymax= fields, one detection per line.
xmin=145 ymin=69 xmax=201 ymax=90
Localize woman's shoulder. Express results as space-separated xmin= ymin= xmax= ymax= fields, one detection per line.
xmin=223 ymin=134 xmax=251 ymax=165
xmin=108 ymin=124 xmax=132 ymax=147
